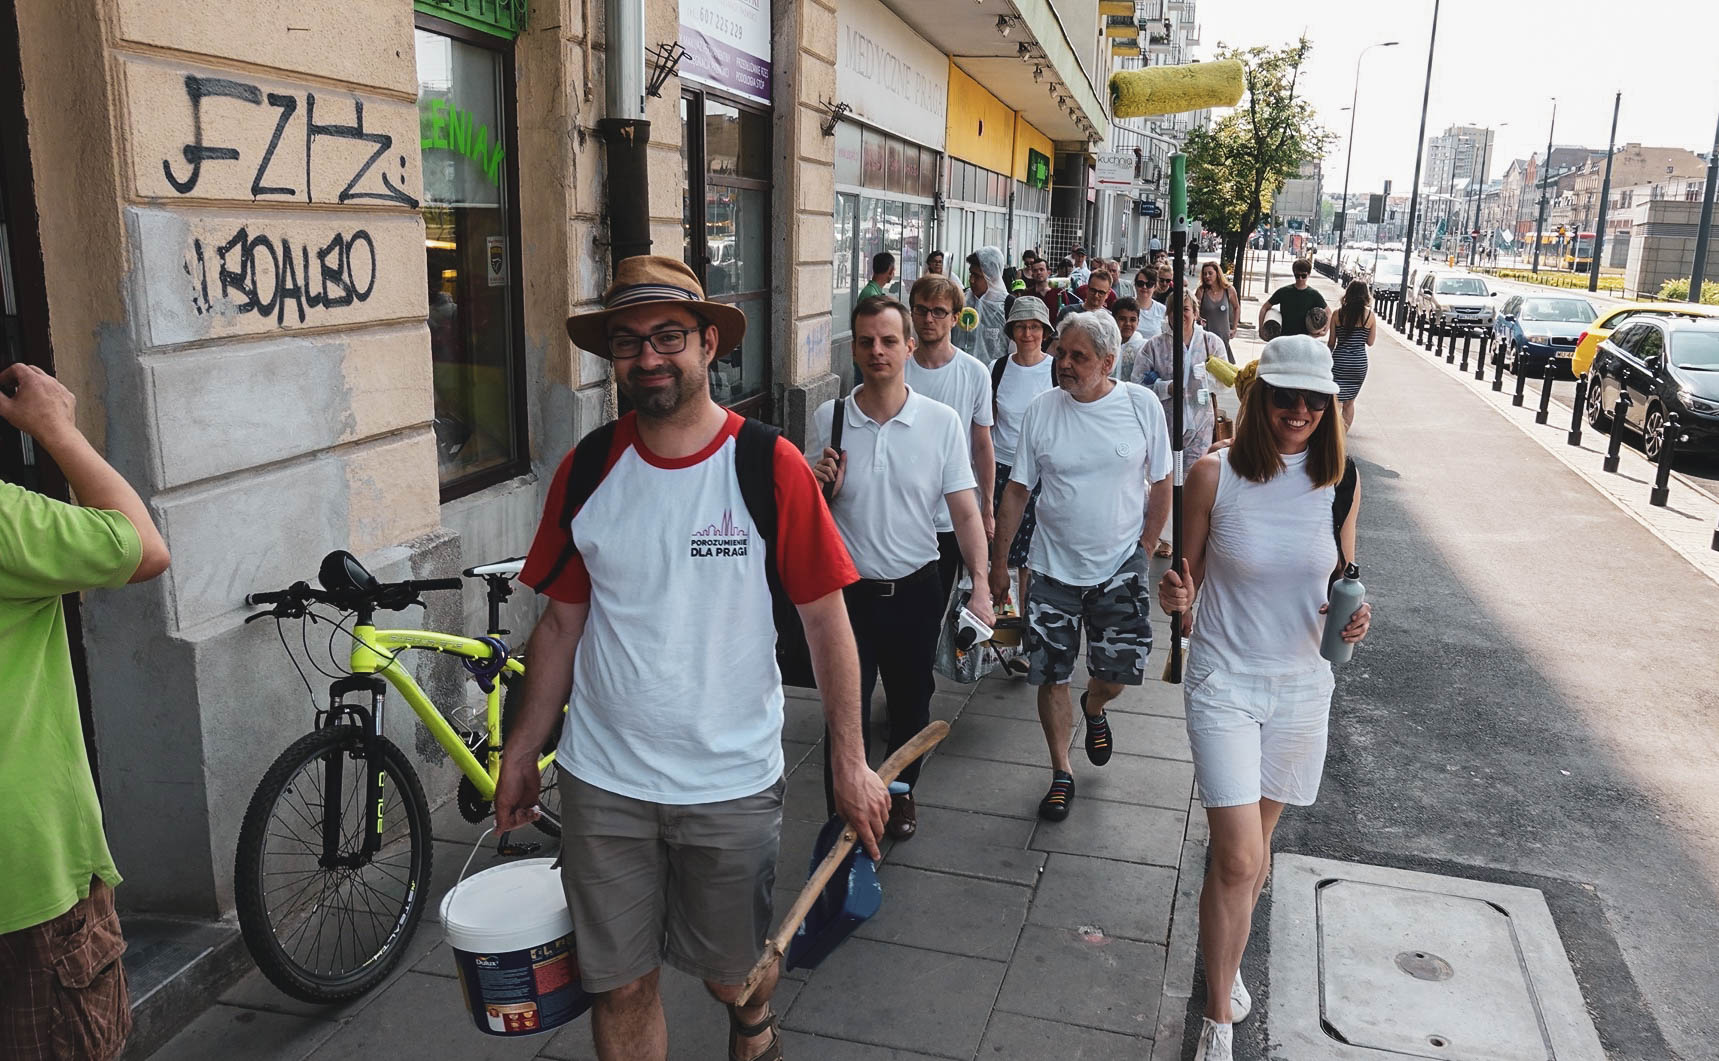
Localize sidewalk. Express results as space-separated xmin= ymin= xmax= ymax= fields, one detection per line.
xmin=144 ymin=647 xmax=1210 ymax=1061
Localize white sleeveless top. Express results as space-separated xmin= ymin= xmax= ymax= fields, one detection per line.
xmin=1190 ymin=449 xmax=1338 ymax=676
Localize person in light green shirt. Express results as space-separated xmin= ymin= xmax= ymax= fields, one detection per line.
xmin=0 ymin=362 xmax=169 ymax=1060
xmin=857 ymin=250 xmax=895 ymax=302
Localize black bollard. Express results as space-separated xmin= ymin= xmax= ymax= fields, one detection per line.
xmin=1423 ymin=314 xmax=1434 ymax=351
xmin=1512 ymin=362 xmax=1528 ymax=407
xmin=1461 ymin=331 xmax=1472 ymax=372
xmin=1535 ymin=363 xmax=1556 ymax=424
xmin=1603 ymin=393 xmax=1631 ymax=473
xmin=1443 ymin=324 xmax=1454 ymax=363
xmin=1650 ymin=413 xmax=1680 ymax=506
xmin=1411 ymin=310 xmax=1420 ymax=344
xmin=1568 ymin=375 xmax=1587 ymax=446
xmin=1475 ymin=333 xmax=1489 ymax=380
xmin=1492 ymin=343 xmax=1506 ymax=391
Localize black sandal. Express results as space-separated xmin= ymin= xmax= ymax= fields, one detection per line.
xmin=727 ymin=1003 xmax=782 ymax=1061
xmin=1081 ymin=692 xmax=1113 ymax=766
xmin=1039 ymin=771 xmax=1075 ymax=821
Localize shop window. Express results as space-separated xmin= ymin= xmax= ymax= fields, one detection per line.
xmin=682 ymin=90 xmax=772 ymax=415
xmin=416 ymin=18 xmax=527 ymax=497
xmin=862 ymin=128 xmax=887 ymax=191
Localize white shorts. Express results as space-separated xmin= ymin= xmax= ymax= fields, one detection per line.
xmin=1184 ymin=662 xmax=1335 ymax=809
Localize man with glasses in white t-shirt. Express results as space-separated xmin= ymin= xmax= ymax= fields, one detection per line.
xmin=903 ymin=274 xmax=995 ymax=604
xmin=808 ymin=296 xmax=994 ymax=841
xmin=990 ymin=310 xmax=1172 ymax=823
xmin=498 ymin=256 xmax=889 ymax=1061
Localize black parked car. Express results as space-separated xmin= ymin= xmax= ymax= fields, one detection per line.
xmin=1585 ymin=316 xmax=1719 ymax=460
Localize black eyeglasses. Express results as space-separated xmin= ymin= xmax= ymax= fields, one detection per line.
xmin=1156 ymin=276 xmax=1174 ymax=286
xmin=910 ymin=305 xmax=952 ymax=320
xmin=607 ymin=327 xmax=701 ymax=359
xmin=1268 ymin=386 xmax=1332 ymax=412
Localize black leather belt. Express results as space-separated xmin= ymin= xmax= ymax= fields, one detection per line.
xmin=851 ymin=561 xmax=939 ymax=598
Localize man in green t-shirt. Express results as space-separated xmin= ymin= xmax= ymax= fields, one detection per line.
xmin=0 ymin=363 xmax=170 ymax=1061
xmin=857 ymin=251 xmax=895 ymax=302
xmin=1258 ymin=258 xmax=1327 ymax=337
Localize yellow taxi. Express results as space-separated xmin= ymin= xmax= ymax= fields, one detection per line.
xmin=1571 ymin=301 xmax=1719 ymax=376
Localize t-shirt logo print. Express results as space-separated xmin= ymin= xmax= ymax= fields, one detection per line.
xmin=690 ymin=509 xmax=751 ymax=558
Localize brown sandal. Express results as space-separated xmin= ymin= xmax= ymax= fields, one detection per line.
xmin=727 ymin=1003 xmax=782 ymax=1061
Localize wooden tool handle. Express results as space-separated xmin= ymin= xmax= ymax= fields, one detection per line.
xmin=735 ymin=720 xmax=949 ymax=1003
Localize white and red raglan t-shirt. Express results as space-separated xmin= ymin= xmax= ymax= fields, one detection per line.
xmin=520 ymin=411 xmax=857 ymax=804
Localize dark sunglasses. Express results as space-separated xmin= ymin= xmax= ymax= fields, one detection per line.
xmin=1268 ymin=386 xmax=1331 ymax=412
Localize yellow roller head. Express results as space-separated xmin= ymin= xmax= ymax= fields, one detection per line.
xmin=1109 ymin=59 xmax=1245 ymax=119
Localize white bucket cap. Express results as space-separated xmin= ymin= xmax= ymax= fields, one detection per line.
xmin=441 ymin=858 xmax=573 ymax=954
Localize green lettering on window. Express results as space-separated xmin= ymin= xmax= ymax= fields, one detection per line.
xmin=420 ymin=99 xmax=506 ymax=187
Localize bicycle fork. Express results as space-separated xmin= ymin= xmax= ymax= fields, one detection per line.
xmin=321 ymin=675 xmax=390 ymax=868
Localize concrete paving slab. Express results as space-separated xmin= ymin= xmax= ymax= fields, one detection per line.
xmin=937 ymin=714 xmax=1054 ymax=768
xmin=909 ymin=753 xmax=1047 ymax=821
xmin=1100 ymin=678 xmax=1188 ymax=719
xmin=783 ymin=757 xmax=829 ymax=823
xmin=142 ymin=1004 xmax=341 ymax=1061
xmin=962 ymin=679 xmax=1046 ymax=722
xmin=1026 ymin=854 xmax=1177 ymax=945
xmin=1087 ymin=710 xmax=1191 ymax=763
xmin=853 ymin=866 xmax=1031 ymax=961
xmin=1029 ymin=797 xmax=1185 ymax=868
xmin=302 ymin=971 xmax=544 ymax=1060
xmin=216 ymin=921 xmax=445 ymax=1020
xmin=775 ymin=1031 xmax=945 ymax=1059
xmin=782 ymin=697 xmax=828 ymax=745
xmin=1269 ymin=855 xmax=1606 ymax=1061
xmin=783 ymin=938 xmax=1006 ymax=1059
xmin=884 ymin=806 xmax=1046 ymax=887
xmin=977 ymin=1010 xmax=1148 ymax=1059
xmin=994 ymin=925 xmax=1164 ymax=1038
xmin=782 ymin=739 xmax=818 ymax=774
xmin=1077 ymin=750 xmax=1195 ymax=812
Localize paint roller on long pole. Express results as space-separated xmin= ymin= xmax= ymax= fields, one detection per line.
xmin=1165 ymin=154 xmax=1188 ymax=685
xmin=1109 ymin=60 xmax=1245 ymax=120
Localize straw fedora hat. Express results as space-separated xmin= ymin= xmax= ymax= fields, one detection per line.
xmin=565 ymin=256 xmax=747 ymax=359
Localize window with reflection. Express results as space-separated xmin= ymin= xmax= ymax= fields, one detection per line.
xmin=682 ymin=91 xmax=771 ymax=413
xmin=416 ymin=20 xmax=524 ymax=495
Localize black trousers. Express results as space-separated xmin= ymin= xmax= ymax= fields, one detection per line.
xmin=823 ymin=562 xmax=944 ymax=816
xmin=936 ymin=530 xmax=964 ymax=605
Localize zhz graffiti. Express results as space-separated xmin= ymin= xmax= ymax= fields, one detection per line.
xmin=163 ymin=75 xmax=417 ymax=207
xmin=183 ymin=227 xmax=378 ymax=325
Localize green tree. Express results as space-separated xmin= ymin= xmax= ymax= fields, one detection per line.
xmin=1184 ymin=39 xmax=1330 ymax=296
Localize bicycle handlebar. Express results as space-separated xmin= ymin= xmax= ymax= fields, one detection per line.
xmin=245 ymin=577 xmax=463 ymax=611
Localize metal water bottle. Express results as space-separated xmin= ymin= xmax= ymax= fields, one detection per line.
xmin=1321 ymin=564 xmax=1365 ymax=664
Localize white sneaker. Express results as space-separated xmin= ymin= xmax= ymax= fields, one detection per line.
xmin=1193 ymin=1018 xmax=1234 ymax=1061
xmin=1231 ymin=973 xmax=1252 ymax=1023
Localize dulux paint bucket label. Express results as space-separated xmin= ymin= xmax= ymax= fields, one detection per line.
xmin=441 ymin=858 xmax=592 ymax=1037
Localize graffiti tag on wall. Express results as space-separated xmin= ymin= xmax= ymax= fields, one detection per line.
xmin=184 ymin=227 xmax=377 ymax=325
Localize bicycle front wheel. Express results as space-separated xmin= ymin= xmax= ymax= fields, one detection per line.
xmin=234 ymin=725 xmax=432 ymax=1003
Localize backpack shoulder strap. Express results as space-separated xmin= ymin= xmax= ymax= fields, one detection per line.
xmin=829 ymin=397 xmax=845 ymax=455
xmin=1331 ymin=457 xmax=1358 ymax=565
xmin=991 ymin=355 xmax=1008 ymax=407
xmin=734 ymin=417 xmax=781 ymax=551
xmin=533 ymin=420 xmax=620 ymax=592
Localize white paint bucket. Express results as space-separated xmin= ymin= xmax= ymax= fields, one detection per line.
xmin=441 ymin=857 xmax=591 ymax=1037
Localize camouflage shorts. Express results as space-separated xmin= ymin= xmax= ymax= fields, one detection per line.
xmin=1025 ymin=546 xmax=1153 ymax=687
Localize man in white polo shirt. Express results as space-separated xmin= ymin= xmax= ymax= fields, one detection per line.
xmin=990 ymin=309 xmax=1172 ymax=822
xmin=809 ymin=296 xmax=994 ymax=840
xmin=903 ymin=273 xmax=995 ymax=603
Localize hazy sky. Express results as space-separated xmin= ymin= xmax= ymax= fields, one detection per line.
xmin=1194 ymin=0 xmax=1718 ymax=195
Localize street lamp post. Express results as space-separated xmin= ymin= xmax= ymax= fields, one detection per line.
xmin=1397 ymin=0 xmax=1439 ymax=330
xmin=1688 ymin=108 xmax=1719 ymax=304
xmin=1335 ymin=41 xmax=1399 ymax=272
xmin=1532 ymin=97 xmax=1557 ymax=274
xmin=1590 ymin=92 xmax=1621 ymax=293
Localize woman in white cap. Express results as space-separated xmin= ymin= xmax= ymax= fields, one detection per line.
xmin=1156 ymin=335 xmax=1372 ymax=1061
xmin=989 ymin=295 xmax=1057 ymax=612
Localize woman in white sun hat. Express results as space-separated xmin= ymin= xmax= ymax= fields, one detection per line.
xmin=1156 ymin=334 xmax=1373 ymax=1061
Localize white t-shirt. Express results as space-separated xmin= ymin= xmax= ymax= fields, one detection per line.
xmin=992 ymin=355 xmax=1055 ymax=465
xmin=1113 ymin=332 xmax=1149 ymax=382
xmin=808 ymin=388 xmax=975 ymax=580
xmin=904 ymin=349 xmax=993 ymax=532
xmin=1011 ymin=382 xmax=1172 ymax=585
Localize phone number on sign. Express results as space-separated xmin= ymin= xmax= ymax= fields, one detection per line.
xmin=695 ymin=6 xmax=746 ymax=42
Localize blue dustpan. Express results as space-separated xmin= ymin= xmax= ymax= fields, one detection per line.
xmin=785 ymin=783 xmax=906 ymax=970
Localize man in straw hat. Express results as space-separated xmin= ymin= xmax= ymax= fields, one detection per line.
xmin=497 ymin=256 xmax=889 ymax=1061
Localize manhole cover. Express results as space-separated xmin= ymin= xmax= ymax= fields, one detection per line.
xmin=1269 ymin=856 xmax=1605 ymax=1061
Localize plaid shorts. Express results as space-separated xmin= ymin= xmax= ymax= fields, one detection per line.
xmin=0 ymin=878 xmax=132 ymax=1061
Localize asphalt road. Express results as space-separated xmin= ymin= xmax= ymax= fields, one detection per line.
xmin=1190 ymin=275 xmax=1719 ymax=1060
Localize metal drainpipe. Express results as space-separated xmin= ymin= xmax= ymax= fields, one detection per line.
xmin=600 ymin=0 xmax=650 ymax=269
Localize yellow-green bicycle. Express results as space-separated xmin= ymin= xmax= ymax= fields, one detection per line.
xmin=234 ymin=550 xmax=561 ymax=1003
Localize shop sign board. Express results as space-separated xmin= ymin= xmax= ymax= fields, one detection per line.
xmin=680 ymin=0 xmax=772 ymax=104
xmin=837 ymin=0 xmax=948 ymax=149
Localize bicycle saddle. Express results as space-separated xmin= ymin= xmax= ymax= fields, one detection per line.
xmin=318 ymin=550 xmax=381 ymax=601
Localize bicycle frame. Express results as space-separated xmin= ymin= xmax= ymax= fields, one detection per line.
xmin=344 ymin=625 xmax=539 ymax=801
